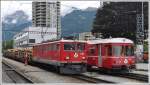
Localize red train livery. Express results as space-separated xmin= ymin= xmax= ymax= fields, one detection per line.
xmin=87 ymin=38 xmax=136 ymax=72
xmin=32 ymin=39 xmax=87 ymax=74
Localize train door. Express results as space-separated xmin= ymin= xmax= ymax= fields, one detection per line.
xmin=98 ymin=44 xmax=102 ymax=67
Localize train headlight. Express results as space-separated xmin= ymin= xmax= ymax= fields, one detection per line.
xmin=124 ymin=59 xmax=128 ymax=64
xmin=132 ymin=60 xmax=135 ymax=63
xmin=66 ymin=56 xmax=70 ymax=60
xmin=82 ymin=56 xmax=86 ymax=60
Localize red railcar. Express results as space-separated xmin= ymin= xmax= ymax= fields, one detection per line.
xmin=32 ymin=39 xmax=87 ymax=74
xmin=87 ymin=38 xmax=136 ymax=73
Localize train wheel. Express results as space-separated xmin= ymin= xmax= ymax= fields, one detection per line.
xmin=56 ymin=66 xmax=60 ymax=73
xmin=87 ymin=65 xmax=91 ymax=71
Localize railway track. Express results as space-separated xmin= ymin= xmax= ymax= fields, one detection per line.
xmin=3 ymin=57 xmax=148 ymax=83
xmin=115 ymin=73 xmax=148 ymax=82
xmin=73 ymin=74 xmax=115 ymax=83
xmin=2 ymin=61 xmax=34 ymax=83
xmin=135 ymin=69 xmax=148 ymax=72
xmin=33 ymin=62 xmax=115 ymax=83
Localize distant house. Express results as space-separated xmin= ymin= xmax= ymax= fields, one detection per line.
xmin=78 ymin=32 xmax=96 ymax=40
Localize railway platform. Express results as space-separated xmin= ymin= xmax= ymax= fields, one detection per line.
xmin=2 ymin=57 xmax=87 ymax=83
xmin=2 ymin=57 xmax=149 ymax=84
xmin=136 ymin=63 xmax=148 ymax=71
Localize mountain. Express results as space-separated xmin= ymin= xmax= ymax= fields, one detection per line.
xmin=2 ymin=10 xmax=32 ymax=40
xmin=2 ymin=7 xmax=97 ymax=40
xmin=61 ymin=7 xmax=97 ymax=37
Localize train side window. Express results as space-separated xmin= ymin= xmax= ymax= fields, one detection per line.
xmin=112 ymin=46 xmax=123 ymax=56
xmin=51 ymin=44 xmax=54 ymax=50
xmin=90 ymin=49 xmax=95 ymax=55
xmin=107 ymin=46 xmax=112 ymax=56
xmin=48 ymin=44 xmax=52 ymax=51
xmin=56 ymin=44 xmax=60 ymax=50
xmin=53 ymin=44 xmax=57 ymax=51
xmin=101 ymin=45 xmax=105 ymax=56
xmin=88 ymin=46 xmax=96 ymax=56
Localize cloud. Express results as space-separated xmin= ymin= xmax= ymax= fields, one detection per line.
xmin=1 ymin=1 xmax=32 ymax=20
xmin=1 ymin=1 xmax=100 ymax=19
xmin=61 ymin=1 xmax=100 ymax=16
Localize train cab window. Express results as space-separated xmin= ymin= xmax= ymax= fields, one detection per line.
xmin=125 ymin=46 xmax=134 ymax=56
xmin=77 ymin=43 xmax=85 ymax=51
xmin=64 ymin=43 xmax=75 ymax=51
xmin=112 ymin=46 xmax=123 ymax=56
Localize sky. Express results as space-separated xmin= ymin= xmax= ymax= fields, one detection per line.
xmin=1 ymin=1 xmax=101 ymax=20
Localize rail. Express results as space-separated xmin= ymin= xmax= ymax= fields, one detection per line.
xmin=2 ymin=61 xmax=34 ymax=83
xmin=116 ymin=73 xmax=148 ymax=82
xmin=73 ymin=74 xmax=115 ymax=83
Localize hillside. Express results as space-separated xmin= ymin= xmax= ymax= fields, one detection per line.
xmin=2 ymin=10 xmax=32 ymax=40
xmin=2 ymin=7 xmax=97 ymax=40
xmin=61 ymin=7 xmax=97 ymax=37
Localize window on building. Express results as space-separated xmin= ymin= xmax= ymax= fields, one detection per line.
xmin=29 ymin=39 xmax=35 ymax=43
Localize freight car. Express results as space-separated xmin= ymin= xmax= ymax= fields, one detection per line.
xmin=4 ymin=48 xmax=32 ymax=62
xmin=87 ymin=38 xmax=136 ymax=73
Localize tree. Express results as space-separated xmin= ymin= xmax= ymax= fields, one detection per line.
xmin=2 ymin=40 xmax=13 ymax=51
xmin=92 ymin=2 xmax=148 ymax=42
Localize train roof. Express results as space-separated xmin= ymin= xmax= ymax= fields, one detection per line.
xmin=87 ymin=38 xmax=134 ymax=44
xmin=33 ymin=39 xmax=86 ymax=46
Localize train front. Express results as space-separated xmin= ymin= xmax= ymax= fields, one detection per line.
xmin=102 ymin=38 xmax=136 ymax=72
xmin=60 ymin=40 xmax=87 ymax=74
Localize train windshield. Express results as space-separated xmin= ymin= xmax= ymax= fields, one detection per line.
xmin=64 ymin=43 xmax=75 ymax=50
xmin=64 ymin=43 xmax=85 ymax=51
xmin=125 ymin=46 xmax=134 ymax=56
xmin=112 ymin=46 xmax=123 ymax=56
xmin=77 ymin=43 xmax=85 ymax=51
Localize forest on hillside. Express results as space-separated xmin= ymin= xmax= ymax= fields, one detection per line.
xmin=92 ymin=2 xmax=148 ymax=42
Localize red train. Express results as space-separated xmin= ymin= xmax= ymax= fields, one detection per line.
xmin=4 ymin=38 xmax=136 ymax=74
xmin=32 ymin=39 xmax=87 ymax=74
xmin=86 ymin=38 xmax=136 ymax=73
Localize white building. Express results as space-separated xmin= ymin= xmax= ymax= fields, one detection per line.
xmin=79 ymin=32 xmax=95 ymax=40
xmin=13 ymin=1 xmax=60 ymax=48
xmin=32 ymin=1 xmax=61 ymax=38
xmin=13 ymin=27 xmax=57 ymax=48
